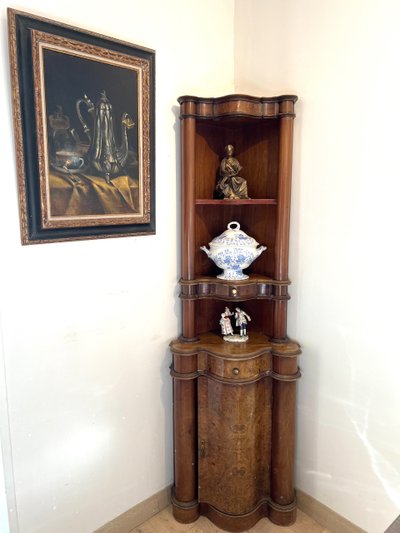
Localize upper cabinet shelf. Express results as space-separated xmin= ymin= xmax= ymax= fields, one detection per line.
xmin=178 ymin=93 xmax=297 ymax=335
xmin=178 ymin=97 xmax=298 ymax=204
xmin=195 ymin=198 xmax=277 ymax=205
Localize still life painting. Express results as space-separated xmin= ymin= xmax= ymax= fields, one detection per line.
xmin=8 ymin=9 xmax=155 ymax=243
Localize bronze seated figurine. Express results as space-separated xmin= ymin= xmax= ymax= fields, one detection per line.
xmin=215 ymin=144 xmax=249 ymax=199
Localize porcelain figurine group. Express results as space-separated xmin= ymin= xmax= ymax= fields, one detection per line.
xmin=220 ymin=306 xmax=251 ymax=342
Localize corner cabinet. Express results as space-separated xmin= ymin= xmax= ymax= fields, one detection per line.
xmin=170 ymin=94 xmax=301 ymax=532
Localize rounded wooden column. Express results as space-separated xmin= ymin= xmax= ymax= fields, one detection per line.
xmin=270 ymin=102 xmax=298 ymax=525
xmin=172 ymin=105 xmax=199 ymax=523
xmin=269 ymin=343 xmax=300 ymax=526
xmin=180 ymin=112 xmax=197 ymax=341
xmin=274 ymin=110 xmax=295 ymax=341
xmin=171 ymin=349 xmax=199 ymax=522
xmin=172 ymin=381 xmax=199 ymax=521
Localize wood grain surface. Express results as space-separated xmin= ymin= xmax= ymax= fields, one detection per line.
xmin=173 ymin=94 xmax=299 ymax=530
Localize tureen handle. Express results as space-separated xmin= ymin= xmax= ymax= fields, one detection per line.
xmin=227 ymin=221 xmax=240 ymax=230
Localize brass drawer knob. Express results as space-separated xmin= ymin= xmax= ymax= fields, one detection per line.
xmin=232 ymin=367 xmax=240 ymax=375
xmin=231 ymin=288 xmax=238 ymax=296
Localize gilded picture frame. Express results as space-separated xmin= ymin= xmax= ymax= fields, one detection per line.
xmin=8 ymin=9 xmax=155 ymax=244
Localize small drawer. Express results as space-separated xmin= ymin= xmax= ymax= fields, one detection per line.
xmin=214 ymin=283 xmax=258 ymax=300
xmin=207 ymin=355 xmax=271 ymax=380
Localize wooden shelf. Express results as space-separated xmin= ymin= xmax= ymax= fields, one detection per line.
xmin=182 ymin=274 xmax=283 ymax=284
xmin=179 ymin=275 xmax=290 ymax=301
xmin=171 ymin=331 xmax=300 ymax=360
xmin=195 ymin=198 xmax=277 ymax=205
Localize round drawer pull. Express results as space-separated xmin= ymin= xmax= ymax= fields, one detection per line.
xmin=231 ymin=288 xmax=238 ymax=296
xmin=232 ymin=367 xmax=240 ymax=375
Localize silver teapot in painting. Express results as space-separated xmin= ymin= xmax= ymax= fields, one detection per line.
xmin=48 ymin=90 xmax=135 ymax=183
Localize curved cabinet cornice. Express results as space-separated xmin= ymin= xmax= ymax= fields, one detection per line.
xmin=178 ymin=94 xmax=297 ymax=120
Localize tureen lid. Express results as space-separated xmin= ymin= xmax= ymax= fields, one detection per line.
xmin=209 ymin=221 xmax=259 ymax=247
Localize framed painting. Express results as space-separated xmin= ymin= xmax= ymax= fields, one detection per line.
xmin=8 ymin=9 xmax=155 ymax=244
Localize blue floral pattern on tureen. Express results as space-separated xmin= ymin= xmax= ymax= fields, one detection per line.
xmin=200 ymin=221 xmax=267 ymax=280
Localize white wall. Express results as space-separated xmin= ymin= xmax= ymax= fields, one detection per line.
xmin=0 ymin=1 xmax=234 ymax=532
xmin=4 ymin=2 xmax=400 ymax=532
xmin=235 ymin=1 xmax=400 ymax=532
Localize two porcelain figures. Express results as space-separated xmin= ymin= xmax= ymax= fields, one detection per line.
xmin=201 ymin=221 xmax=266 ymax=280
xmin=220 ymin=306 xmax=251 ymax=343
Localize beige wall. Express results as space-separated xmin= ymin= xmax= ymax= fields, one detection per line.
xmin=0 ymin=2 xmax=234 ymax=532
xmin=235 ymin=1 xmax=400 ymax=532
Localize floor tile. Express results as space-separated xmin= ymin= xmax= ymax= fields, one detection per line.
xmin=289 ymin=509 xmax=326 ymax=533
xmin=131 ymin=506 xmax=193 ymax=532
xmin=187 ymin=515 xmax=236 ymax=532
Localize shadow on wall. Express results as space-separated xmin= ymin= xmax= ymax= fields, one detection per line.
xmin=163 ymin=103 xmax=181 ymax=486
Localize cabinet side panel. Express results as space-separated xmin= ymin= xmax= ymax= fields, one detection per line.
xmin=195 ymin=123 xmax=222 ymax=199
xmin=198 ymin=377 xmax=272 ymax=515
xmin=236 ymin=121 xmax=280 ymax=199
xmin=194 ymin=299 xmax=274 ymax=338
xmin=194 ymin=300 xmax=223 ymax=336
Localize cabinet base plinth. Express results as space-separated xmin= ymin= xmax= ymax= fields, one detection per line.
xmin=268 ymin=502 xmax=297 ymax=526
xmin=200 ymin=502 xmax=266 ymax=532
xmin=171 ymin=493 xmax=199 ymax=524
xmin=197 ymin=499 xmax=297 ymax=532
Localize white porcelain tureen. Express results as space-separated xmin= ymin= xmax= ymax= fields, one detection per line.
xmin=200 ymin=221 xmax=267 ymax=280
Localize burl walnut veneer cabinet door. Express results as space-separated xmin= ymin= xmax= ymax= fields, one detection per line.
xmin=198 ymin=377 xmax=272 ymax=515
xmin=170 ymin=94 xmax=301 ymax=532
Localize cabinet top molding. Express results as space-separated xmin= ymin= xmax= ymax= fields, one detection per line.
xmin=178 ymin=94 xmax=297 ymax=120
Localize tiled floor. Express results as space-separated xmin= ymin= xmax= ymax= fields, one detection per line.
xmin=132 ymin=505 xmax=332 ymax=533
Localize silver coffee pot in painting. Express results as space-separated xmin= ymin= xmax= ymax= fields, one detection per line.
xmin=48 ymin=90 xmax=135 ymax=183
